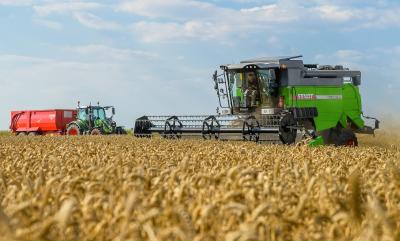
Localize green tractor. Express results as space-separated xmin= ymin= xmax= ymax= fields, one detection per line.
xmin=67 ymin=103 xmax=127 ymax=135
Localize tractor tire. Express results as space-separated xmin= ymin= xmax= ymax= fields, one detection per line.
xmin=90 ymin=128 xmax=102 ymax=135
xmin=338 ymin=129 xmax=358 ymax=147
xmin=322 ymin=128 xmax=358 ymax=147
xmin=279 ymin=113 xmax=297 ymax=145
xmin=67 ymin=124 xmax=80 ymax=136
xmin=116 ymin=127 xmax=127 ymax=135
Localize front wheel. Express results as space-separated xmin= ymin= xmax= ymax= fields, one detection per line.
xmin=67 ymin=124 xmax=80 ymax=136
xmin=279 ymin=113 xmax=297 ymax=145
xmin=338 ymin=129 xmax=358 ymax=147
xmin=322 ymin=128 xmax=358 ymax=147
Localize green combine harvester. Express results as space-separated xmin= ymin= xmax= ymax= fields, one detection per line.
xmin=67 ymin=102 xmax=127 ymax=135
xmin=134 ymin=56 xmax=379 ymax=146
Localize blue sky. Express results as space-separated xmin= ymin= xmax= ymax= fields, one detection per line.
xmin=0 ymin=0 xmax=399 ymax=129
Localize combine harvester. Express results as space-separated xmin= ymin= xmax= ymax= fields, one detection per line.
xmin=134 ymin=56 xmax=379 ymax=146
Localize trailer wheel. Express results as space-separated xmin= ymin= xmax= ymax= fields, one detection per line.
xmin=17 ymin=132 xmax=27 ymax=136
xmin=28 ymin=132 xmax=37 ymax=136
xmin=67 ymin=124 xmax=80 ymax=136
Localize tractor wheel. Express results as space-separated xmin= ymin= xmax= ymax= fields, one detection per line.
xmin=322 ymin=128 xmax=358 ymax=147
xmin=116 ymin=127 xmax=127 ymax=135
xmin=338 ymin=129 xmax=358 ymax=147
xmin=279 ymin=113 xmax=297 ymax=145
xmin=17 ymin=132 xmax=27 ymax=137
xmin=90 ymin=128 xmax=102 ymax=135
xmin=28 ymin=132 xmax=38 ymax=136
xmin=67 ymin=124 xmax=80 ymax=136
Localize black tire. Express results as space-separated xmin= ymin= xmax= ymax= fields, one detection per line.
xmin=66 ymin=124 xmax=80 ymax=136
xmin=279 ymin=113 xmax=297 ymax=145
xmin=116 ymin=127 xmax=127 ymax=135
xmin=338 ymin=129 xmax=358 ymax=147
xmin=322 ymin=128 xmax=358 ymax=146
xmin=17 ymin=132 xmax=27 ymax=137
xmin=90 ymin=128 xmax=102 ymax=135
xmin=28 ymin=132 xmax=38 ymax=136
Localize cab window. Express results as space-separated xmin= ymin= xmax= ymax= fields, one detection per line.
xmin=78 ymin=109 xmax=87 ymax=120
xmin=93 ymin=108 xmax=106 ymax=120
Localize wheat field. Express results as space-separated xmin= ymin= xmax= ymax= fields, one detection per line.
xmin=0 ymin=132 xmax=399 ymax=241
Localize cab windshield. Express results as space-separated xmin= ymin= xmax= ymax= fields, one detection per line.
xmin=92 ymin=108 xmax=106 ymax=120
xmin=228 ymin=69 xmax=277 ymax=108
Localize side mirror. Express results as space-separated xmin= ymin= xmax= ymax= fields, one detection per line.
xmin=85 ymin=108 xmax=89 ymax=115
xmin=112 ymin=107 xmax=116 ymax=115
xmin=375 ymin=120 xmax=380 ymax=130
xmin=353 ymin=76 xmax=361 ymax=86
xmin=213 ymin=70 xmax=218 ymax=90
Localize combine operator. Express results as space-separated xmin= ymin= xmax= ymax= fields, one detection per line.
xmin=244 ymin=71 xmax=260 ymax=107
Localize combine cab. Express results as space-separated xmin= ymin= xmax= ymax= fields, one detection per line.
xmin=134 ymin=56 xmax=379 ymax=146
xmin=67 ymin=103 xmax=127 ymax=135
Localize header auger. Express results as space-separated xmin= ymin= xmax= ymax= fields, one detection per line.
xmin=134 ymin=56 xmax=379 ymax=146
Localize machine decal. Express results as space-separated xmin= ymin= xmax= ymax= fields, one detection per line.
xmin=261 ymin=108 xmax=275 ymax=115
xmin=294 ymin=94 xmax=316 ymax=100
xmin=294 ymin=94 xmax=343 ymax=100
xmin=315 ymin=95 xmax=343 ymax=100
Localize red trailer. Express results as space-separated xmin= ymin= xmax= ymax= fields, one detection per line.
xmin=10 ymin=109 xmax=77 ymax=136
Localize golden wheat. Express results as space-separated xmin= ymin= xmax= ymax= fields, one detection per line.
xmin=0 ymin=134 xmax=399 ymax=241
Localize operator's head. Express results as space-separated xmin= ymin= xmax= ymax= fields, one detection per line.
xmin=247 ymin=72 xmax=256 ymax=83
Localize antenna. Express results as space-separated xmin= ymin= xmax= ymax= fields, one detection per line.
xmin=281 ymin=55 xmax=303 ymax=61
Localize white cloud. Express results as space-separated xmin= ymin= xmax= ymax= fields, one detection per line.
xmin=116 ymin=1 xmax=400 ymax=43
xmin=0 ymin=54 xmax=51 ymax=63
xmin=116 ymin=0 xmax=218 ymax=20
xmin=33 ymin=2 xmax=102 ymax=16
xmin=132 ymin=21 xmax=231 ymax=43
xmin=73 ymin=12 xmax=121 ymax=30
xmin=66 ymin=44 xmax=158 ymax=60
xmin=33 ymin=18 xmax=63 ymax=30
xmin=335 ymin=50 xmax=364 ymax=60
xmin=0 ymin=0 xmax=33 ymax=6
xmin=313 ymin=5 xmax=356 ymax=22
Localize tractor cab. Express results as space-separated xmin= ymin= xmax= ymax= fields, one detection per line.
xmin=227 ymin=68 xmax=279 ymax=112
xmin=215 ymin=59 xmax=283 ymax=115
xmin=78 ymin=106 xmax=115 ymax=122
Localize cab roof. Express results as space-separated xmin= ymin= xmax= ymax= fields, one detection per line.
xmin=220 ymin=55 xmax=302 ymax=70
